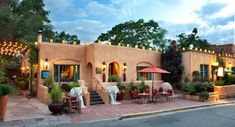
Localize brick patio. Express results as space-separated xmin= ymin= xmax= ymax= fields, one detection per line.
xmin=4 ymin=95 xmax=234 ymax=124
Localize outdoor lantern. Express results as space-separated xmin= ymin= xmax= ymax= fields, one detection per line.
xmin=217 ymin=67 xmax=224 ymax=77
xmin=123 ymin=63 xmax=127 ymax=72
xmin=102 ymin=62 xmax=106 ymax=71
xmin=44 ymin=58 xmax=49 ymax=70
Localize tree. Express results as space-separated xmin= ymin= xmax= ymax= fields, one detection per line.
xmin=161 ymin=40 xmax=184 ymax=89
xmin=53 ymin=31 xmax=80 ymax=44
xmin=177 ymin=28 xmax=210 ymax=49
xmin=0 ymin=0 xmax=53 ymax=42
xmin=96 ymin=19 xmax=167 ymax=49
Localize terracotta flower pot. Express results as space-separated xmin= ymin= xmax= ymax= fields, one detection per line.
xmin=117 ymin=91 xmax=125 ymax=101
xmin=0 ymin=95 xmax=8 ymax=121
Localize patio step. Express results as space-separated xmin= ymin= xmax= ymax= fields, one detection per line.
xmin=89 ymin=90 xmax=105 ymax=105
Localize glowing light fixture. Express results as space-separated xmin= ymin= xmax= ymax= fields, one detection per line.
xmin=44 ymin=58 xmax=49 ymax=70
xmin=102 ymin=62 xmax=106 ymax=71
xmin=123 ymin=63 xmax=127 ymax=72
xmin=217 ymin=67 xmax=224 ymax=77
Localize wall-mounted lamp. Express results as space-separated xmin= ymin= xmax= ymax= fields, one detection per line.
xmin=123 ymin=63 xmax=127 ymax=72
xmin=21 ymin=67 xmax=25 ymax=71
xmin=102 ymin=62 xmax=106 ymax=71
xmin=44 ymin=58 xmax=49 ymax=70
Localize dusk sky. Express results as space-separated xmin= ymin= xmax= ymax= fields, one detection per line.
xmin=44 ymin=0 xmax=234 ymax=44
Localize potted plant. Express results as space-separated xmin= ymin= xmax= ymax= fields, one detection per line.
xmin=48 ymin=85 xmax=64 ymax=115
xmin=108 ymin=75 xmax=126 ymax=100
xmin=137 ymin=80 xmax=149 ymax=93
xmin=0 ymin=84 xmax=14 ymax=121
xmin=127 ymin=82 xmax=138 ymax=99
xmin=117 ymin=83 xmax=126 ymax=101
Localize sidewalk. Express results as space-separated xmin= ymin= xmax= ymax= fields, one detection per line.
xmin=70 ymin=98 xmax=235 ymax=123
xmin=1 ymin=95 xmax=235 ymax=127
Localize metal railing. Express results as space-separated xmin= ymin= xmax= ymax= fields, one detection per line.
xmin=94 ymin=78 xmax=105 ymax=92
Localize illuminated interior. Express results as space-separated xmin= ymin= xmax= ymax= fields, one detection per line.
xmin=108 ymin=62 xmax=119 ymax=76
xmin=136 ymin=66 xmax=152 ymax=80
xmin=54 ymin=65 xmax=80 ymax=82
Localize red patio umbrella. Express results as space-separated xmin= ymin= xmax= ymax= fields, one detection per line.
xmin=138 ymin=66 xmax=170 ymax=102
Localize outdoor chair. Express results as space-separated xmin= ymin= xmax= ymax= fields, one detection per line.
xmin=166 ymin=89 xmax=173 ymax=101
xmin=130 ymin=90 xmax=140 ymax=103
xmin=159 ymin=87 xmax=163 ymax=93
xmin=63 ymin=96 xmax=81 ymax=114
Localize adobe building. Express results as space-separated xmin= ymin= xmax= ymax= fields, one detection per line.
xmin=36 ymin=33 xmax=162 ymax=104
xmin=182 ymin=49 xmax=235 ymax=81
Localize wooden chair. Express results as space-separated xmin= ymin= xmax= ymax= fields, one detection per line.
xmin=130 ymin=90 xmax=140 ymax=103
xmin=63 ymin=96 xmax=81 ymax=114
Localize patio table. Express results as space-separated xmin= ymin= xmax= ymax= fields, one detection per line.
xmin=138 ymin=93 xmax=150 ymax=104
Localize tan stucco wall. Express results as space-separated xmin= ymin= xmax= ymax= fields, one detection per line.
xmin=37 ymin=43 xmax=87 ymax=87
xmin=182 ymin=51 xmax=217 ymax=80
xmin=91 ymin=44 xmax=161 ymax=89
xmin=37 ymin=43 xmax=161 ymax=90
xmin=182 ymin=51 xmax=235 ymax=81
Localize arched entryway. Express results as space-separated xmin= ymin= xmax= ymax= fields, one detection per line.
xmin=108 ymin=62 xmax=119 ymax=77
xmin=87 ymin=62 xmax=93 ymax=89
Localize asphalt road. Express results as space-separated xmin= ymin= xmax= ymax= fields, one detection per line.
xmin=58 ymin=104 xmax=235 ymax=127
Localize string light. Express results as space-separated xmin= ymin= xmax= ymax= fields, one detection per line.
xmin=0 ymin=42 xmax=29 ymax=57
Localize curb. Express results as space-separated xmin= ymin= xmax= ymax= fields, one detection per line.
xmin=119 ymin=101 xmax=235 ymax=120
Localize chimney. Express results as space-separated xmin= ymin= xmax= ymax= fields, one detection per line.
xmin=37 ymin=29 xmax=42 ymax=43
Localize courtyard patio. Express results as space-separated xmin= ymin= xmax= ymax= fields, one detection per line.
xmin=4 ymin=94 xmax=235 ymax=123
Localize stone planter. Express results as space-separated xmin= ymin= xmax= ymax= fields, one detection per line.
xmin=180 ymin=92 xmax=216 ymax=101
xmin=0 ymin=95 xmax=8 ymax=121
xmin=214 ymin=85 xmax=235 ymax=99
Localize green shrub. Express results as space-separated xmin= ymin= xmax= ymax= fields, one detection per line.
xmin=223 ymin=73 xmax=231 ymax=85
xmin=108 ymin=75 xmax=121 ymax=84
xmin=69 ymin=82 xmax=80 ymax=89
xmin=137 ymin=80 xmax=149 ymax=93
xmin=228 ymin=75 xmax=235 ymax=84
xmin=43 ymin=75 xmax=54 ymax=88
xmin=181 ymin=83 xmax=196 ymax=95
xmin=215 ymin=79 xmax=224 ymax=86
xmin=50 ymin=85 xmax=63 ymax=103
xmin=192 ymin=71 xmax=200 ymax=82
xmin=117 ymin=84 xmax=126 ymax=91
xmin=204 ymin=82 xmax=214 ymax=92
xmin=61 ymin=84 xmax=71 ymax=92
xmin=0 ymin=84 xmax=14 ymax=98
xmin=199 ymin=91 xmax=209 ymax=101
xmin=127 ymin=81 xmax=137 ymax=93
xmin=194 ymin=82 xmax=207 ymax=93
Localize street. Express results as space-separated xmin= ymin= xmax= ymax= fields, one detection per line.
xmin=58 ymin=104 xmax=235 ymax=127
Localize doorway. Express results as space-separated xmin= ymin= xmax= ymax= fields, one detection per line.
xmin=109 ymin=62 xmax=119 ymax=76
